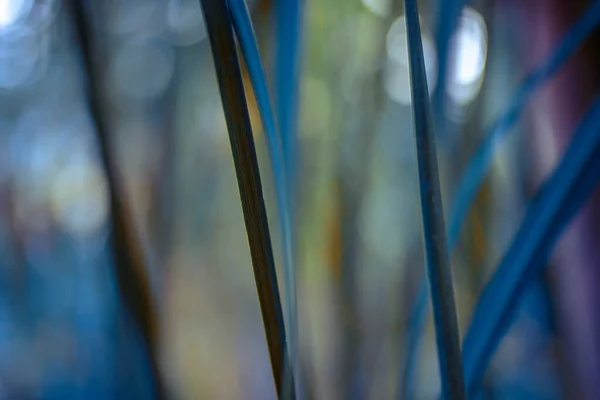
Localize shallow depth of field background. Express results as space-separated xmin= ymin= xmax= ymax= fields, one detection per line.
xmin=0 ymin=0 xmax=598 ymax=398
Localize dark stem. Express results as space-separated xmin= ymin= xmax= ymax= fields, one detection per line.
xmin=403 ymin=0 xmax=466 ymax=398
xmin=68 ymin=1 xmax=165 ymax=398
xmin=198 ymin=0 xmax=294 ymax=398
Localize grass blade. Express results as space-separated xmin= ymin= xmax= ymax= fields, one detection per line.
xmin=68 ymin=1 xmax=165 ymax=397
xmin=275 ymin=0 xmax=303 ymax=192
xmin=401 ymin=3 xmax=600 ymax=394
xmin=198 ymin=1 xmax=294 ymax=398
xmin=228 ymin=1 xmax=299 ymax=396
xmin=462 ymin=96 xmax=600 ymax=396
xmin=447 ymin=0 xmax=600 ymax=251
xmin=403 ymin=1 xmax=466 ymax=398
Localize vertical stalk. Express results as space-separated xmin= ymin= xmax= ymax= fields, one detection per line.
xmin=68 ymin=0 xmax=165 ymax=398
xmin=403 ymin=0 xmax=466 ymax=398
xmin=198 ymin=0 xmax=295 ymax=398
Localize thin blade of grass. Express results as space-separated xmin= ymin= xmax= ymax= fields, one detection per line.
xmin=462 ymin=96 xmax=600 ymax=396
xmin=198 ymin=1 xmax=294 ymax=398
xmin=275 ymin=0 xmax=303 ymax=194
xmin=447 ymin=1 xmax=600 ymax=250
xmin=227 ymin=1 xmax=299 ymax=397
xmin=68 ymin=1 xmax=165 ymax=398
xmin=401 ymin=3 xmax=600 ymax=395
xmin=403 ymin=1 xmax=466 ymax=399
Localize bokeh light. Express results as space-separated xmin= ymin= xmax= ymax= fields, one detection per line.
xmin=446 ymin=7 xmax=488 ymax=105
xmin=0 ymin=0 xmax=31 ymax=30
xmin=384 ymin=15 xmax=438 ymax=105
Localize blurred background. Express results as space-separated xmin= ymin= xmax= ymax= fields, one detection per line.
xmin=0 ymin=0 xmax=598 ymax=398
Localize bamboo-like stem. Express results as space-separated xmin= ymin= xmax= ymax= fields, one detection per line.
xmin=68 ymin=1 xmax=165 ymax=398
xmin=198 ymin=0 xmax=294 ymax=398
xmin=403 ymin=0 xmax=466 ymax=398
xmin=402 ymin=2 xmax=600 ymax=397
xmin=462 ymin=96 xmax=600 ymax=397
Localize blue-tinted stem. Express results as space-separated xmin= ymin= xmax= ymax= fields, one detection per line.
xmin=275 ymin=0 xmax=304 ymax=195
xmin=401 ymin=3 xmax=600 ymax=396
xmin=229 ymin=0 xmax=298 ymax=397
xmin=462 ymin=97 xmax=600 ymax=396
xmin=404 ymin=0 xmax=466 ymax=398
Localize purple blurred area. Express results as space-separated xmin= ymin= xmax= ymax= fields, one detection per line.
xmin=516 ymin=0 xmax=600 ymax=398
